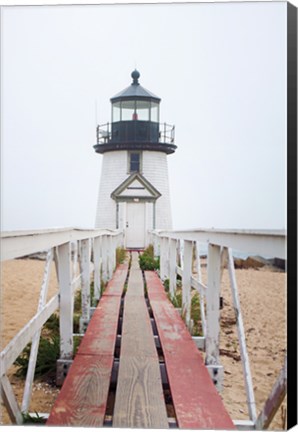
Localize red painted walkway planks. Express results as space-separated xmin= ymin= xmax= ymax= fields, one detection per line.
xmin=47 ymin=263 xmax=128 ymax=427
xmin=46 ymin=354 xmax=113 ymax=427
xmin=145 ymin=270 xmax=236 ymax=430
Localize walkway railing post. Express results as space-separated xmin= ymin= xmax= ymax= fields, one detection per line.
xmin=111 ymin=236 xmax=116 ymax=272
xmin=169 ymin=238 xmax=177 ymax=298
xmin=195 ymin=241 xmax=206 ymax=337
xmin=93 ymin=236 xmax=102 ymax=301
xmin=21 ymin=248 xmax=53 ymax=413
xmin=79 ymin=239 xmax=91 ymax=333
xmin=153 ymin=233 xmax=160 ymax=258
xmin=160 ymin=237 xmax=168 ymax=280
xmin=178 ymin=239 xmax=183 ymax=269
xmin=101 ymin=235 xmax=108 ymax=283
xmin=227 ymin=247 xmax=257 ymax=422
xmin=205 ymin=243 xmax=223 ymax=392
xmin=56 ymin=242 xmax=73 ymax=385
xmin=107 ymin=235 xmax=114 ymax=280
xmin=182 ymin=240 xmax=192 ymax=328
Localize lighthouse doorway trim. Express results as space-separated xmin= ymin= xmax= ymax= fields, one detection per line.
xmin=126 ymin=202 xmax=146 ymax=248
xmin=111 ymin=172 xmax=161 ymax=249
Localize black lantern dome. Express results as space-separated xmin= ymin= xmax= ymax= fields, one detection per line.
xmin=94 ymin=70 xmax=176 ymax=154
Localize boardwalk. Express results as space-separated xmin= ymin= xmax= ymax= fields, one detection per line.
xmin=46 ymin=251 xmax=235 ymax=428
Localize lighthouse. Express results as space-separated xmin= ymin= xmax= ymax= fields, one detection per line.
xmin=94 ymin=70 xmax=177 ymax=249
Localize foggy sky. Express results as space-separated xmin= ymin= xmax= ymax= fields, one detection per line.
xmin=1 ymin=2 xmax=287 ymax=232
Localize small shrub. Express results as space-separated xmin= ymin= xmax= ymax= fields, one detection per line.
xmin=191 ymin=292 xmax=201 ymax=322
xmin=74 ymin=289 xmax=82 ymax=312
xmin=168 ymin=291 xmax=182 ymax=308
xmin=73 ymin=313 xmax=81 ymax=333
xmin=116 ymin=247 xmax=126 ymax=265
xmin=139 ymin=245 xmax=159 ymax=271
xmin=163 ymin=279 xmax=170 ymax=292
xmin=100 ymin=279 xmax=107 ymax=296
xmin=122 ymin=283 xmax=128 ymax=297
xmin=14 ymin=335 xmax=60 ymax=379
xmin=74 ymin=282 xmax=95 ymax=311
xmin=191 ymin=292 xmax=202 ymax=336
xmin=73 ymin=335 xmax=83 ymax=355
xmin=145 ymin=244 xmax=154 ymax=257
xmin=22 ymin=411 xmax=46 ymax=424
xmin=44 ymin=313 xmax=59 ymax=335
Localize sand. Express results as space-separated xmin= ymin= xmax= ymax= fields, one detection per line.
xmin=0 ymin=258 xmax=287 ymax=428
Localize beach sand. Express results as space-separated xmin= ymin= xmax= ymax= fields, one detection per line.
xmin=0 ymin=258 xmax=287 ymax=428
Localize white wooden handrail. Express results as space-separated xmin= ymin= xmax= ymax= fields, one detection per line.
xmin=1 ymin=228 xmax=123 ymax=261
xmin=152 ymin=228 xmax=286 ymax=259
xmin=0 ymin=294 xmax=59 ymax=375
xmin=149 ymin=228 xmax=287 ymax=429
xmin=0 ymin=228 xmax=124 ymax=423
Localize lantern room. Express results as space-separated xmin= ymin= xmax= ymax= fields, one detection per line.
xmin=94 ymin=70 xmax=176 ymax=155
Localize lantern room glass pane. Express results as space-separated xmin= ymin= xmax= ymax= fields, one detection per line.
xmin=136 ymin=100 xmax=150 ymax=121
xmin=121 ymin=100 xmax=136 ymax=121
xmin=151 ymin=102 xmax=159 ymax=122
xmin=112 ymin=102 xmax=121 ymax=122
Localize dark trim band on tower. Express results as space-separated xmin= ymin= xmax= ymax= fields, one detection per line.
xmin=94 ymin=141 xmax=177 ymax=155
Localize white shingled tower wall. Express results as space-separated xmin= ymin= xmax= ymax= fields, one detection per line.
xmin=94 ymin=70 xmax=176 ymax=248
xmin=95 ymin=150 xmax=172 ymax=229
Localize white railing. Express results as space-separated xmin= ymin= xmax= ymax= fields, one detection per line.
xmin=149 ymin=228 xmax=287 ymax=430
xmin=0 ymin=227 xmax=124 ymax=424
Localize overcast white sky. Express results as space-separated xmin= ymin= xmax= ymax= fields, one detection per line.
xmin=1 ymin=1 xmax=287 ymax=232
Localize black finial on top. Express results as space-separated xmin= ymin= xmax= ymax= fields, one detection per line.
xmin=131 ymin=69 xmax=140 ymax=85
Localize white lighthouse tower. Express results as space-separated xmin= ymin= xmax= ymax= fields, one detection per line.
xmin=94 ymin=70 xmax=176 ymax=249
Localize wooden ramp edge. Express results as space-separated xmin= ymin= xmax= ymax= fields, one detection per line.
xmin=113 ymin=252 xmax=169 ymax=429
xmin=46 ymin=263 xmax=128 ymax=427
xmin=145 ymin=270 xmax=236 ymax=430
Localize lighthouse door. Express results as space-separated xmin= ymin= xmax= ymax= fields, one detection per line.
xmin=126 ymin=202 xmax=146 ymax=249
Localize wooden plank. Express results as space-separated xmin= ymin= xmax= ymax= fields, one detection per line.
xmin=113 ymin=356 xmax=168 ymax=428
xmin=47 ymin=354 xmax=113 ymax=427
xmin=120 ymin=296 xmax=157 ymax=358
xmin=103 ymin=263 xmax=128 ymax=296
xmin=145 ymin=270 xmax=235 ymax=430
xmin=76 ymin=296 xmax=121 ymax=356
xmin=47 ymin=263 xmax=128 ymax=426
xmin=77 ymin=263 xmax=128 ymax=356
xmin=113 ymin=252 xmax=168 ymax=428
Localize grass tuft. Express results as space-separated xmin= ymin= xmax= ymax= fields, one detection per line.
xmin=116 ymin=247 xmax=126 ymax=265
xmin=14 ymin=334 xmax=60 ymax=379
xmin=139 ymin=244 xmax=160 ymax=271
